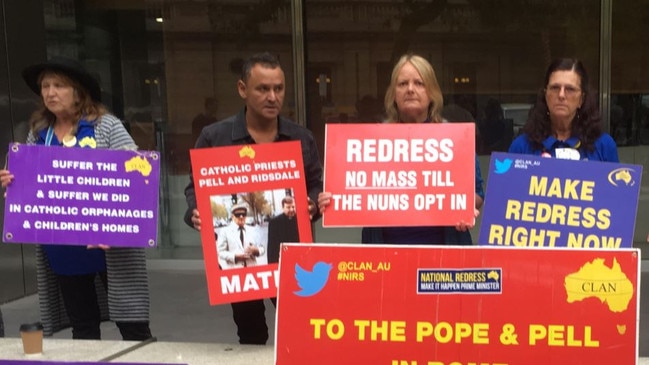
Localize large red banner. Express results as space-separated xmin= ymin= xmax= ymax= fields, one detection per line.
xmin=276 ymin=244 xmax=639 ymax=365
xmin=190 ymin=141 xmax=311 ymax=304
xmin=322 ymin=123 xmax=475 ymax=227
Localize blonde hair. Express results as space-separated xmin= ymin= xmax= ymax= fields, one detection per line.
xmin=384 ymin=54 xmax=443 ymax=123
xmin=29 ymin=70 xmax=107 ymax=134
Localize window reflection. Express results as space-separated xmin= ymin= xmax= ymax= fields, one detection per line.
xmin=304 ymin=0 xmax=599 ymax=157
xmin=36 ymin=0 xmax=649 ymax=251
xmin=41 ymin=0 xmax=293 ymax=254
xmin=612 ymin=0 xmax=649 ymax=146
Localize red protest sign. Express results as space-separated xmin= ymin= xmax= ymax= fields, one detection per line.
xmin=276 ymin=244 xmax=638 ymax=365
xmin=190 ymin=141 xmax=311 ymax=304
xmin=323 ymin=123 xmax=475 ymax=227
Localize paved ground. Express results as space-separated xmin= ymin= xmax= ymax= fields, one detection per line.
xmin=1 ymin=261 xmax=276 ymax=344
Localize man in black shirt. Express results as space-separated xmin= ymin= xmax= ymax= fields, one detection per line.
xmin=184 ymin=52 xmax=323 ymax=345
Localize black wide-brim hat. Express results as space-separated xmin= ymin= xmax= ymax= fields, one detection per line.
xmin=22 ymin=56 xmax=101 ymax=102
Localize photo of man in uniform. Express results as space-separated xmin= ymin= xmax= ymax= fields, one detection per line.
xmin=217 ymin=203 xmax=264 ymax=269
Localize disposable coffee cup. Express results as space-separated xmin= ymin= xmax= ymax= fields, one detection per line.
xmin=19 ymin=322 xmax=43 ymax=355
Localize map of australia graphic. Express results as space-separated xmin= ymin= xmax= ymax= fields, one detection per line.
xmin=564 ymin=258 xmax=633 ymax=313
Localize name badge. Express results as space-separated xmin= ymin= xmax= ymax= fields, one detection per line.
xmin=555 ymin=148 xmax=581 ymax=160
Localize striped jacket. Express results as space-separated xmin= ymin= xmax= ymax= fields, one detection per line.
xmin=27 ymin=114 xmax=151 ymax=336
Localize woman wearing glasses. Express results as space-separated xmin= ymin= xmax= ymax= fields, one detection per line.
xmin=508 ymin=58 xmax=618 ymax=162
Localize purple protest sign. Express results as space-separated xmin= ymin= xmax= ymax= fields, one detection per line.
xmin=3 ymin=143 xmax=159 ymax=248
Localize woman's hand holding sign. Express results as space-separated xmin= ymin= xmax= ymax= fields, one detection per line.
xmin=0 ymin=169 xmax=14 ymax=197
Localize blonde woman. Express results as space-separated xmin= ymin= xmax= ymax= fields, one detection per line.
xmin=319 ymin=54 xmax=484 ymax=244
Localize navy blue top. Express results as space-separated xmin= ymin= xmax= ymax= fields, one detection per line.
xmin=382 ymin=226 xmax=445 ymax=245
xmin=508 ymin=133 xmax=619 ymax=162
xmin=37 ymin=120 xmax=107 ymax=275
xmin=185 ymin=108 xmax=323 ymax=227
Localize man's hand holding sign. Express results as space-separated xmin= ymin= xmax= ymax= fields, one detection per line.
xmin=188 ymin=141 xmax=314 ymax=304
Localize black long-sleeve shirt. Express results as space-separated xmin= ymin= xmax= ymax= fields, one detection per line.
xmin=184 ymin=108 xmax=323 ymax=227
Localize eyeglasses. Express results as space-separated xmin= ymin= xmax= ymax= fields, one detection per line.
xmin=545 ymin=84 xmax=581 ymax=98
xmin=233 ymin=212 xmax=246 ymax=218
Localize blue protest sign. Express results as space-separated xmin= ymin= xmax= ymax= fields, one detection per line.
xmin=479 ymin=152 xmax=642 ymax=248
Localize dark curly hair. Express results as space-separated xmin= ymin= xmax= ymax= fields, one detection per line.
xmin=522 ymin=58 xmax=601 ymax=151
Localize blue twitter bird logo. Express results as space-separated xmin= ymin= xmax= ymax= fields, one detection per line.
xmin=494 ymin=158 xmax=513 ymax=174
xmin=294 ymin=262 xmax=332 ymax=297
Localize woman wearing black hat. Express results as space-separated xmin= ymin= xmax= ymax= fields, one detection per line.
xmin=0 ymin=57 xmax=152 ymax=340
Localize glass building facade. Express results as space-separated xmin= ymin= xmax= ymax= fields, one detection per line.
xmin=1 ymin=0 xmax=648 ymax=302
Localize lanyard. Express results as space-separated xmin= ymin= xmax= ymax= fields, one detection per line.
xmin=45 ymin=125 xmax=78 ymax=147
xmin=44 ymin=126 xmax=55 ymax=146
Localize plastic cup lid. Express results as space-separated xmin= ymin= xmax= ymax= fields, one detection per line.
xmin=20 ymin=322 xmax=44 ymax=332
